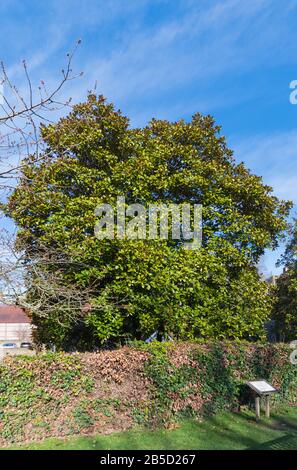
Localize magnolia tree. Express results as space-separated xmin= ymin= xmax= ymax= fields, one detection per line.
xmin=3 ymin=94 xmax=292 ymax=349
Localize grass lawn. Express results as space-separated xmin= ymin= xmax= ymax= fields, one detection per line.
xmin=8 ymin=406 xmax=297 ymax=450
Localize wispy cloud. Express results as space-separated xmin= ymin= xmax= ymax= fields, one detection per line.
xmin=71 ymin=0 xmax=297 ymax=123
xmin=231 ymin=131 xmax=297 ymax=204
xmin=2 ymin=0 xmax=297 ymax=123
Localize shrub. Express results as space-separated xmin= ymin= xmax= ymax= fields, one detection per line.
xmin=0 ymin=342 xmax=296 ymax=446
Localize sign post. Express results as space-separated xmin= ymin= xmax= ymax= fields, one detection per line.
xmin=246 ymin=380 xmax=278 ymax=421
xmin=265 ymin=396 xmax=270 ymax=418
xmin=255 ymin=396 xmax=261 ymax=421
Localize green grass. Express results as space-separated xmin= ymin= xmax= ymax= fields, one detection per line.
xmin=7 ymin=407 xmax=297 ymax=450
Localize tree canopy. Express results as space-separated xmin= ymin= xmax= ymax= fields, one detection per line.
xmin=272 ymin=218 xmax=297 ymax=341
xmin=5 ymin=94 xmax=291 ymax=348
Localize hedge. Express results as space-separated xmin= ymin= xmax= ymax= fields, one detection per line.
xmin=0 ymin=341 xmax=296 ymax=446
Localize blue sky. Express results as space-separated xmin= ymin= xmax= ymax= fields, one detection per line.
xmin=1 ymin=0 xmax=297 ymax=275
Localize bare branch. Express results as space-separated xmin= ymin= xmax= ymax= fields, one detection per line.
xmin=0 ymin=40 xmax=82 ymax=189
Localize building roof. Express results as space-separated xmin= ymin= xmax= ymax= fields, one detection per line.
xmin=0 ymin=305 xmax=31 ymax=324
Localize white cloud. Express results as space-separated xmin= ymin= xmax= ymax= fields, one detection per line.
xmin=2 ymin=0 xmax=296 ymax=125
xmin=53 ymin=0 xmax=295 ymax=127
xmin=231 ymin=130 xmax=297 ymax=204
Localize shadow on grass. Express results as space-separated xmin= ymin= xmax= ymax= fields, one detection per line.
xmin=90 ymin=411 xmax=295 ymax=451
xmin=9 ymin=407 xmax=297 ymax=450
xmin=251 ymin=434 xmax=297 ymax=450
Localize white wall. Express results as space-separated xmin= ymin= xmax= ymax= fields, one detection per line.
xmin=0 ymin=323 xmax=32 ymax=346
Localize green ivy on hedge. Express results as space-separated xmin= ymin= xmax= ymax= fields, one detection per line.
xmin=136 ymin=341 xmax=297 ymax=425
xmin=0 ymin=342 xmax=296 ymax=444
